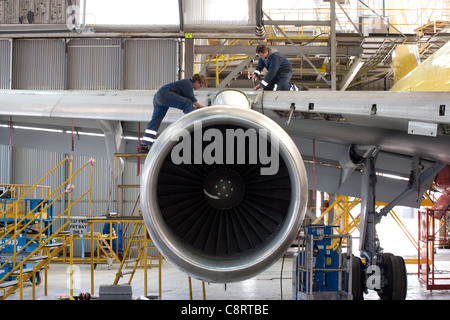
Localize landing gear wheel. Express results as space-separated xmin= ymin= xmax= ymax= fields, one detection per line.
xmin=351 ymin=256 xmax=365 ymax=300
xmin=390 ymin=255 xmax=407 ymax=300
xmin=378 ymin=253 xmax=407 ymax=300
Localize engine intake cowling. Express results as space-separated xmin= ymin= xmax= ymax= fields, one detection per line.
xmin=140 ymin=105 xmax=307 ymax=283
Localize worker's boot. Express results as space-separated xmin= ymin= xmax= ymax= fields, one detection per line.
xmin=140 ymin=143 xmax=151 ymax=154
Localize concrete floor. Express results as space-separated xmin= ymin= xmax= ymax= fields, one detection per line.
xmin=4 ymin=251 xmax=450 ymax=301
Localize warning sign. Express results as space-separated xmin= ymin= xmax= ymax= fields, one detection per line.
xmin=70 ymin=217 xmax=88 ymax=235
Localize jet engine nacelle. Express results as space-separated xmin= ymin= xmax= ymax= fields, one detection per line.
xmin=140 ymin=104 xmax=308 ymax=283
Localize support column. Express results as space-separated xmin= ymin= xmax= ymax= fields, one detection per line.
xmin=184 ymin=38 xmax=194 ymax=79
xmin=97 ymin=120 xmax=126 ymax=172
xmin=330 ymin=0 xmax=337 ymax=91
xmin=353 ymin=145 xmax=380 ymax=263
xmin=359 ymin=154 xmax=379 ymax=262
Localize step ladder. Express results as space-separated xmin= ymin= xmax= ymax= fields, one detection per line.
xmin=354 ymin=36 xmax=406 ymax=81
xmin=113 ymin=222 xmax=148 ymax=285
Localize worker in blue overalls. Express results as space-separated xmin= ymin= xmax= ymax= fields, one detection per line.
xmin=252 ymin=44 xmax=293 ymax=91
xmin=140 ymin=74 xmax=207 ymax=153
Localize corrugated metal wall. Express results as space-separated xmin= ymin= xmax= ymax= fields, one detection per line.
xmin=12 ymin=39 xmax=66 ymax=90
xmin=0 ymin=40 xmax=11 ymax=89
xmin=5 ymin=38 xmax=179 ymax=90
xmin=123 ymin=39 xmax=179 ymax=90
xmin=0 ymin=145 xmax=11 ymax=184
xmin=67 ymin=38 xmax=122 ymax=90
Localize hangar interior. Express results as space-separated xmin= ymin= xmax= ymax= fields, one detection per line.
xmin=0 ymin=0 xmax=449 ymax=301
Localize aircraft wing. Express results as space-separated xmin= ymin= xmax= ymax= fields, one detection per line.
xmin=0 ymin=89 xmax=449 ymax=208
xmin=251 ymin=90 xmax=449 ymax=208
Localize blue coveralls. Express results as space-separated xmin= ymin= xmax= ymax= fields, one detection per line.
xmin=254 ymin=48 xmax=293 ymax=91
xmin=143 ymin=79 xmax=197 ymax=147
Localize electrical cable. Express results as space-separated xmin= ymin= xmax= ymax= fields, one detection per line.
xmin=300 ymin=32 xmax=326 ymax=46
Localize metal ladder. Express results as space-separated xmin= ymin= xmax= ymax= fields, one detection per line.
xmin=113 ymin=221 xmax=148 ymax=285
xmin=355 ymin=36 xmax=405 ymax=80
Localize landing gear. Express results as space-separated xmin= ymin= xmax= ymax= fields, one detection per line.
xmin=351 ymin=145 xmax=444 ymax=300
xmin=376 ymin=253 xmax=407 ymax=300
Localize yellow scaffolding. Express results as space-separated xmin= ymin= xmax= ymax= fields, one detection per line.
xmin=311 ymin=194 xmax=419 ymax=261
xmin=110 ymin=153 xmax=162 ymax=298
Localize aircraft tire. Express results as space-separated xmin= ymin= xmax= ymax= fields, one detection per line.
xmin=351 ymin=256 xmax=365 ymax=300
xmin=390 ymin=255 xmax=407 ymax=300
xmin=378 ymin=253 xmax=407 ymax=300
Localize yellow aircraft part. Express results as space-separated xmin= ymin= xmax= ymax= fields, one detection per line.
xmin=392 ymin=44 xmax=420 ymax=84
xmin=386 ymin=0 xmax=449 ymax=91
xmin=390 ymin=40 xmax=450 ymax=91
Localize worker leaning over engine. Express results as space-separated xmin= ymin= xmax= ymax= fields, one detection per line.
xmin=252 ymin=44 xmax=293 ymax=91
xmin=140 ymin=73 xmax=207 ymax=153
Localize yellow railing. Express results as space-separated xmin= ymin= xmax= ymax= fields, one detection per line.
xmin=0 ymin=156 xmax=95 ymax=299
xmin=0 ymin=184 xmax=51 ymax=200
xmin=0 ymin=157 xmax=94 ymax=258
xmin=213 ymin=55 xmax=250 ymax=87
xmin=264 ymin=7 xmax=450 ymax=39
xmin=198 ymin=39 xmax=255 ymax=87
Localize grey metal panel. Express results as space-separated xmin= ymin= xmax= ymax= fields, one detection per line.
xmin=67 ymin=38 xmax=122 ymax=90
xmin=12 ymin=39 xmax=65 ymax=90
xmin=0 ymin=40 xmax=11 ymax=89
xmin=123 ymin=39 xmax=178 ymax=90
xmin=0 ymin=144 xmax=11 ymax=184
